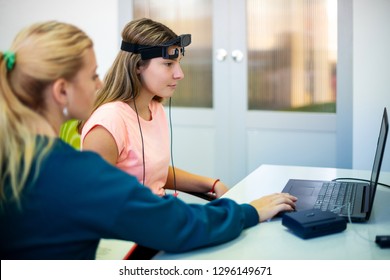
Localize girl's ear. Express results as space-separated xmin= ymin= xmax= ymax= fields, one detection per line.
xmin=51 ymin=78 xmax=68 ymax=107
xmin=136 ymin=65 xmax=143 ymax=74
xmin=137 ymin=60 xmax=149 ymax=74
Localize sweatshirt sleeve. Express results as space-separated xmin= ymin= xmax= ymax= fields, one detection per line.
xmin=52 ymin=148 xmax=259 ymax=254
xmin=114 ymin=194 xmax=259 ymax=253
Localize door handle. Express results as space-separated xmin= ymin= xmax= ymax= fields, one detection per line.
xmin=231 ymin=49 xmax=244 ymax=62
xmin=216 ymin=48 xmax=228 ymax=62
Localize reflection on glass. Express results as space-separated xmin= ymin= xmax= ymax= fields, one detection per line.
xmin=133 ymin=0 xmax=213 ymax=108
xmin=247 ymin=0 xmax=337 ymax=112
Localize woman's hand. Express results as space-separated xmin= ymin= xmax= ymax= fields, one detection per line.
xmin=250 ymin=193 xmax=297 ymax=222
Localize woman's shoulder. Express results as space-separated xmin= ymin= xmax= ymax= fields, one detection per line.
xmin=46 ymin=138 xmax=122 ymax=177
xmin=39 ymin=138 xmax=141 ymax=206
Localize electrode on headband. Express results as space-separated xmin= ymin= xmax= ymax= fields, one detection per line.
xmin=121 ymin=34 xmax=191 ymax=60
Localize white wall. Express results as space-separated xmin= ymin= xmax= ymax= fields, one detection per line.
xmin=0 ymin=0 xmax=119 ymax=78
xmin=353 ymin=0 xmax=390 ymax=172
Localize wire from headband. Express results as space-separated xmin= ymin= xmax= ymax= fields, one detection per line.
xmin=3 ymin=51 xmax=16 ymax=71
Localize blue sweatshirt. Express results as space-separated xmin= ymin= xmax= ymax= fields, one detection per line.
xmin=0 ymin=138 xmax=258 ymax=259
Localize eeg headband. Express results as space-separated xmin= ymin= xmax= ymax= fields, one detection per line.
xmin=121 ymin=34 xmax=191 ymax=60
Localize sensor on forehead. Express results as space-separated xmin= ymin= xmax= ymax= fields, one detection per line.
xmin=121 ymin=34 xmax=191 ymax=60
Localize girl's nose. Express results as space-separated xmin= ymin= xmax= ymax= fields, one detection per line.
xmin=173 ymin=64 xmax=184 ymax=80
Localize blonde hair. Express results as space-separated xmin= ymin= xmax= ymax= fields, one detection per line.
xmin=0 ymin=21 xmax=93 ymax=205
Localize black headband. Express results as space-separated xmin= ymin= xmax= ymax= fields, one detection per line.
xmin=121 ymin=34 xmax=191 ymax=60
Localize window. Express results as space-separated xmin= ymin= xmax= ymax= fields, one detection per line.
xmin=247 ymin=0 xmax=337 ymax=112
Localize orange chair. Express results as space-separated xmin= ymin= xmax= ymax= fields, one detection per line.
xmin=123 ymin=244 xmax=160 ymax=260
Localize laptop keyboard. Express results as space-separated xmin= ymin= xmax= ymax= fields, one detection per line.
xmin=313 ymin=182 xmax=356 ymax=215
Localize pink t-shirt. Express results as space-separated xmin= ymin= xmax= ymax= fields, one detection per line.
xmin=81 ymin=101 xmax=170 ymax=196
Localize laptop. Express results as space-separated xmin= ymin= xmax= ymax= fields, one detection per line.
xmin=282 ymin=107 xmax=388 ymax=222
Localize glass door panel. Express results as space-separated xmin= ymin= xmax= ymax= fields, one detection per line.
xmin=247 ymin=0 xmax=337 ymax=112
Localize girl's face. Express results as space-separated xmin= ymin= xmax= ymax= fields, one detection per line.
xmin=137 ymin=46 xmax=184 ymax=99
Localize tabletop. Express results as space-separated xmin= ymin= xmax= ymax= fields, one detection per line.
xmin=154 ymin=164 xmax=390 ymax=260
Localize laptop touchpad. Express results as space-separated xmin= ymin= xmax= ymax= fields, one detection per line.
xmin=291 ymin=186 xmax=315 ymax=196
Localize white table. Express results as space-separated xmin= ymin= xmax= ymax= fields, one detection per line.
xmin=155 ymin=164 xmax=390 ymax=260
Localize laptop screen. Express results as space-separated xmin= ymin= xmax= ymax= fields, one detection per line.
xmin=368 ymin=108 xmax=388 ymax=211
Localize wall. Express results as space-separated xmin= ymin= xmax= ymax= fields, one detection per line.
xmin=353 ymin=0 xmax=390 ymax=172
xmin=0 ymin=0 xmax=118 ymax=78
